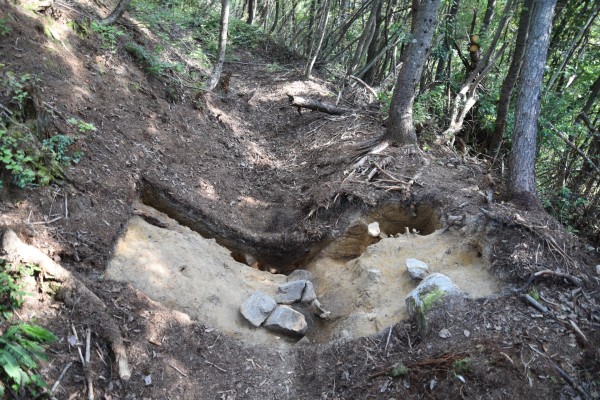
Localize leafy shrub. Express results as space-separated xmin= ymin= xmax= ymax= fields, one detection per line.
xmin=0 ymin=18 xmax=11 ymax=37
xmin=125 ymin=42 xmax=183 ymax=75
xmin=0 ymin=323 xmax=55 ymax=397
xmin=0 ymin=71 xmax=87 ymax=188
xmin=0 ymin=260 xmax=38 ymax=318
xmin=0 ymin=259 xmax=55 ymax=397
xmin=91 ymin=20 xmax=124 ymax=52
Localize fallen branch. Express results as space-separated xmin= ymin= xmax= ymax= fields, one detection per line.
xmin=287 ymin=94 xmax=351 ymax=115
xmin=347 ymin=75 xmax=378 ymax=99
xmin=529 ymin=269 xmax=583 ymax=287
xmin=51 ymin=361 xmax=73 ymax=394
xmin=522 ymin=294 xmax=549 ymax=313
xmin=1 ymin=230 xmax=132 ymax=381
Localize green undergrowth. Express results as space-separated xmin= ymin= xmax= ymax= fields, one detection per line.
xmin=0 ymin=259 xmax=55 ymax=398
xmin=129 ymin=0 xmax=262 ymax=68
xmin=0 ymin=68 xmax=89 ymax=188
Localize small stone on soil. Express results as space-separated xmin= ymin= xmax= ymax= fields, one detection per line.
xmin=287 ymin=269 xmax=313 ymax=282
xmin=439 ymin=328 xmax=452 ymax=339
xmin=405 ymin=258 xmax=429 ymax=280
xmin=263 ymin=305 xmax=308 ymax=336
xmin=368 ymin=222 xmax=381 ymax=237
xmin=301 ymin=281 xmax=317 ymax=303
xmin=275 ymin=280 xmax=307 ymax=304
xmin=240 ymin=291 xmax=277 ymax=327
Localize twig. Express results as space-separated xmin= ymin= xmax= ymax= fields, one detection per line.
xmin=347 ymin=75 xmax=378 ymax=99
xmin=204 ymin=360 xmax=227 ymax=372
xmin=519 ymin=269 xmax=584 ymax=292
xmin=51 ymin=362 xmax=73 ymax=394
xmin=522 ymin=294 xmax=548 ymax=313
xmin=168 ymin=362 xmax=189 ymax=377
xmin=554 ymin=364 xmax=592 ymax=400
xmin=85 ymin=328 xmax=91 ymax=364
xmin=28 ymin=216 xmax=63 ymax=225
xmin=384 ymin=326 xmax=392 ymax=356
xmin=569 ymin=320 xmax=589 ymax=347
xmin=72 ymin=325 xmax=85 ymax=365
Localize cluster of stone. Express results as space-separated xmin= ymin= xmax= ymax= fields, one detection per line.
xmin=240 ymin=270 xmax=321 ymax=337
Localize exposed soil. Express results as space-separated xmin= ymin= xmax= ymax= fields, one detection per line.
xmin=1 ymin=2 xmax=599 ymax=399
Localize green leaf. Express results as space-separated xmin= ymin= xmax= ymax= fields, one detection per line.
xmin=0 ymin=350 xmax=22 ymax=383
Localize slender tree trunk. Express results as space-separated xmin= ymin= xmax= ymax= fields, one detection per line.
xmin=385 ymin=0 xmax=441 ymax=146
xmin=488 ymin=0 xmax=533 ymax=156
xmin=480 ymin=0 xmax=496 ymax=36
xmin=546 ymin=3 xmax=599 ymax=91
xmin=362 ymin=0 xmax=385 ymax=84
xmin=305 ymin=0 xmax=331 ymax=78
xmin=509 ymin=0 xmax=557 ymax=208
xmin=99 ymin=0 xmax=131 ymax=25
xmin=247 ymin=0 xmax=257 ymax=25
xmin=270 ymin=0 xmax=280 ymax=33
xmin=576 ymin=75 xmax=600 ymax=123
xmin=206 ymin=0 xmax=230 ymax=92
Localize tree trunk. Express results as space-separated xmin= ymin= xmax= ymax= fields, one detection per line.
xmin=508 ymin=0 xmax=557 ymax=208
xmin=99 ymin=0 xmax=132 ymax=25
xmin=480 ymin=0 xmax=496 ymax=36
xmin=384 ymin=0 xmax=441 ymax=146
xmin=488 ymin=0 xmax=533 ymax=156
xmin=305 ymin=0 xmax=331 ymax=78
xmin=546 ymin=3 xmax=599 ymax=92
xmin=362 ymin=0 xmax=385 ymax=84
xmin=440 ymin=0 xmax=514 ymax=143
xmin=270 ymin=0 xmax=280 ymax=33
xmin=206 ymin=0 xmax=230 ymax=92
xmin=576 ymin=75 xmax=600 ymax=123
xmin=247 ymin=0 xmax=257 ymax=25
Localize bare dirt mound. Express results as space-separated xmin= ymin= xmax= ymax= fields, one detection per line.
xmin=0 ymin=2 xmax=599 ymax=399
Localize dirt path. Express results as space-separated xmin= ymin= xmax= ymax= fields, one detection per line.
xmin=0 ymin=2 xmax=599 ymax=399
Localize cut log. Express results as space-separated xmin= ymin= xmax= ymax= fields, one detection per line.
xmin=1 ymin=230 xmax=132 ymax=381
xmin=287 ymin=95 xmax=351 ymax=115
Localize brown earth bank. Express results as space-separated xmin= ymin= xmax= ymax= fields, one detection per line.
xmin=0 ymin=1 xmax=599 ymax=399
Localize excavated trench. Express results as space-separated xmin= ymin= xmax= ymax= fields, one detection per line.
xmin=106 ymin=189 xmax=499 ymax=346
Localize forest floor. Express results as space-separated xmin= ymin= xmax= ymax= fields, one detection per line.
xmin=0 ymin=1 xmax=599 ymax=399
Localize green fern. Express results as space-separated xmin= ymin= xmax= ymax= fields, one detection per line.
xmin=0 ymin=323 xmax=56 ymax=397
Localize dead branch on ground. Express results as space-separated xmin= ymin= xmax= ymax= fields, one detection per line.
xmin=1 ymin=230 xmax=132 ymax=381
xmin=287 ymin=94 xmax=351 ymax=115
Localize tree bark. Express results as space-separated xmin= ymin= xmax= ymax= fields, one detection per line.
xmin=247 ymin=0 xmax=257 ymax=25
xmin=361 ymin=0 xmax=385 ymax=84
xmin=287 ymin=95 xmax=350 ymax=115
xmin=99 ymin=0 xmax=132 ymax=25
xmin=304 ymin=0 xmax=331 ymax=78
xmin=206 ymin=0 xmax=230 ymax=92
xmin=480 ymin=0 xmax=496 ymax=36
xmin=508 ymin=0 xmax=557 ymax=208
xmin=385 ymin=0 xmax=441 ymax=146
xmin=488 ymin=0 xmax=533 ymax=156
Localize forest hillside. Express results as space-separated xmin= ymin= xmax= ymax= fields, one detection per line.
xmin=0 ymin=0 xmax=599 ymax=398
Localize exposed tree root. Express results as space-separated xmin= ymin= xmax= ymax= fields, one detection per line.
xmin=1 ymin=229 xmax=132 ymax=381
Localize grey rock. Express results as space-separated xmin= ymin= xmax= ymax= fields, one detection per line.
xmin=240 ymin=291 xmax=277 ymax=327
xmin=406 ymin=273 xmax=462 ymax=336
xmin=264 ymin=306 xmax=308 ymax=336
xmin=367 ymin=222 xmax=381 ymax=237
xmin=595 ymin=265 xmax=600 ymax=276
xmin=406 ymin=258 xmax=429 ymax=280
xmin=295 ymin=336 xmax=312 ymax=346
xmin=275 ymin=280 xmax=306 ymax=304
xmin=287 ymin=269 xmax=313 ymax=282
xmin=301 ymin=281 xmax=317 ymax=303
xmin=438 ymin=328 xmax=451 ymax=339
